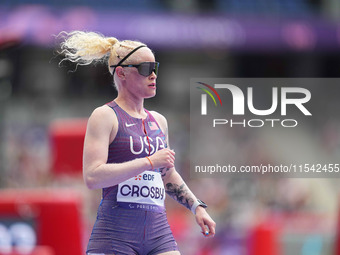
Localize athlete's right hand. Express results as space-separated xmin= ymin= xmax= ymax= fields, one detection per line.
xmin=148 ymin=148 xmax=175 ymax=170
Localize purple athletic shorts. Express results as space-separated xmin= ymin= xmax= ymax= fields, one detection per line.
xmin=86 ymin=200 xmax=178 ymax=255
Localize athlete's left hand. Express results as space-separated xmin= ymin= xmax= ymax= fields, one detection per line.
xmin=195 ymin=206 xmax=216 ymax=238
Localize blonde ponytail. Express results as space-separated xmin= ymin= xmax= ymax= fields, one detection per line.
xmin=58 ymin=31 xmax=117 ymax=66
xmin=58 ymin=30 xmax=147 ymax=73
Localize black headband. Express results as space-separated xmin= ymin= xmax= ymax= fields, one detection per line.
xmin=111 ymin=45 xmax=146 ymax=77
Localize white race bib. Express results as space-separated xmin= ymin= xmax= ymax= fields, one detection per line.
xmin=117 ymin=171 xmax=165 ymax=211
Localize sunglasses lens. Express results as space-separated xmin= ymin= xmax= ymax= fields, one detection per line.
xmin=138 ymin=63 xmax=150 ymax=77
xmin=138 ymin=62 xmax=159 ymax=77
xmin=154 ymin=62 xmax=159 ymax=76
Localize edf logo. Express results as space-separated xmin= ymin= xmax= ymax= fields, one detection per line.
xmin=135 ymin=174 xmax=155 ymax=181
xmin=143 ymin=174 xmax=155 ymax=181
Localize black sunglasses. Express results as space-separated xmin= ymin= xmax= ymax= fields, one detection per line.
xmin=110 ymin=62 xmax=159 ymax=77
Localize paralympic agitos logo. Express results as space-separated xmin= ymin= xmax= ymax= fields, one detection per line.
xmin=195 ymin=81 xmax=312 ymax=128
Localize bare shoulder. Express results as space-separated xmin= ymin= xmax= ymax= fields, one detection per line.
xmin=91 ymin=105 xmax=115 ymax=118
xmin=149 ymin=110 xmax=168 ymax=130
xmin=87 ymin=105 xmax=117 ymax=133
xmin=89 ymin=105 xmax=113 ymax=121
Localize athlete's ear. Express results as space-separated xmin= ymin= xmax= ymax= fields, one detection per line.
xmin=116 ymin=66 xmax=126 ymax=80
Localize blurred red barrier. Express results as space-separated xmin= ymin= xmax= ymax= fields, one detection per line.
xmin=49 ymin=119 xmax=87 ymax=176
xmin=0 ymin=189 xmax=83 ymax=255
xmin=335 ymin=198 xmax=340 ymax=255
xmin=247 ymin=222 xmax=280 ymax=255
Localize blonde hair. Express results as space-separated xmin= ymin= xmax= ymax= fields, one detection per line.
xmin=58 ymin=31 xmax=147 ymax=74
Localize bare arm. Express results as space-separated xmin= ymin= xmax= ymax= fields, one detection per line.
xmin=83 ymin=106 xmax=175 ymax=190
xmin=164 ymin=169 xmax=216 ymax=237
xmin=151 ymin=111 xmax=216 ymax=237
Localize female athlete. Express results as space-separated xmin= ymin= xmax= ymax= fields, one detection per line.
xmin=59 ymin=31 xmax=216 ymax=255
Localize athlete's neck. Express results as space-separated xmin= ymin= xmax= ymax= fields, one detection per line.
xmin=114 ymin=96 xmax=147 ymax=119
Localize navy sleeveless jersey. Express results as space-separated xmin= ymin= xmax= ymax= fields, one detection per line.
xmin=102 ymin=101 xmax=167 ymax=213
